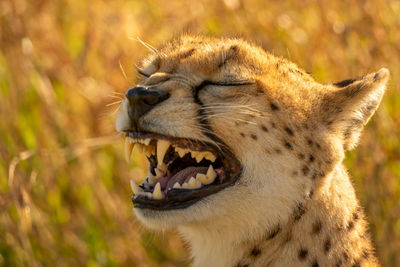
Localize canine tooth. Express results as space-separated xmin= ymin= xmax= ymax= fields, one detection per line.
xmin=206 ymin=165 xmax=217 ymax=181
xmin=173 ymin=182 xmax=181 ymax=189
xmin=153 ymin=183 xmax=163 ymax=199
xmin=205 ymin=152 xmax=217 ymax=162
xmin=143 ymin=138 xmax=151 ymax=146
xmin=125 ymin=138 xmax=135 ymax=163
xmin=136 ymin=143 xmax=144 ymax=153
xmin=157 ymin=139 xmax=171 ymax=165
xmin=130 ymin=179 xmax=142 ymax=195
xmin=190 ymin=151 xmax=198 ymax=159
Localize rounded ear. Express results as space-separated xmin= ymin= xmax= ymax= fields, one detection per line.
xmin=319 ymin=68 xmax=389 ymax=150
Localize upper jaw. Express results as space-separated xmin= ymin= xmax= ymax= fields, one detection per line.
xmin=124 ymin=131 xmax=242 ymax=210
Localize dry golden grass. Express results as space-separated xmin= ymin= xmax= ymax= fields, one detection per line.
xmin=0 ymin=0 xmax=399 ymax=266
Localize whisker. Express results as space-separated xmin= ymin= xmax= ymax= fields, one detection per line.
xmin=119 ymin=60 xmax=130 ymax=85
xmin=129 ymin=36 xmax=159 ymax=55
xmin=108 ymin=95 xmax=124 ymax=100
xmin=106 ymin=100 xmax=123 ymax=107
xmin=111 ymin=91 xmax=125 ymax=96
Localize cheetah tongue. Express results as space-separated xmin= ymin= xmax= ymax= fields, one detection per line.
xmin=157 ymin=167 xmax=208 ymax=191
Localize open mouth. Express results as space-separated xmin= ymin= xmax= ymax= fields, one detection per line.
xmin=124 ymin=131 xmax=242 ymax=210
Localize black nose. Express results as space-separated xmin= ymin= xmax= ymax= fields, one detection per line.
xmin=126 ymin=86 xmax=170 ymax=124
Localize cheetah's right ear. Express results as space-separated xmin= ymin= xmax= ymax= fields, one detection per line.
xmin=320 ymin=68 xmax=389 ymax=151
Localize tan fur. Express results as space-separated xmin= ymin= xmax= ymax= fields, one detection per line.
xmin=116 ymin=35 xmax=389 ymax=266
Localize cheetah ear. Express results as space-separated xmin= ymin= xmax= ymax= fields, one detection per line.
xmin=320 ymin=68 xmax=389 ymax=150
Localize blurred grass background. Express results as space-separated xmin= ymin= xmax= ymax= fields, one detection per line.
xmin=0 ymin=0 xmax=399 ymax=266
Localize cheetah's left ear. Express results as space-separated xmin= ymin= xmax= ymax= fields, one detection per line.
xmin=320 ymin=68 xmax=389 ymax=150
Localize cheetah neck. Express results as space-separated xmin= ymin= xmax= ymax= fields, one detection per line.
xmin=178 ymin=165 xmax=378 ymax=267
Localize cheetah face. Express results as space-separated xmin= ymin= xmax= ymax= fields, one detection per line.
xmin=116 ymin=36 xmax=388 ymax=229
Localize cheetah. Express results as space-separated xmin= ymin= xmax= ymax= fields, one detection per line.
xmin=116 ymin=35 xmax=389 ymax=267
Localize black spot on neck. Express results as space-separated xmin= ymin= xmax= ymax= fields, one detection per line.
xmin=294 ymin=203 xmax=306 ymax=221
xmin=261 ymin=124 xmax=268 ymax=132
xmin=284 ymin=127 xmax=294 ymax=136
xmin=324 ymin=238 xmax=332 ymax=253
xmin=298 ymin=248 xmax=308 ymax=260
xmin=270 ymin=102 xmax=279 ymax=111
xmin=302 ymin=165 xmax=310 ymax=176
xmin=250 ymin=247 xmax=261 ymax=257
xmin=312 ymin=220 xmax=322 ymax=234
xmin=311 ymin=260 xmax=319 ymax=267
xmin=284 ymin=140 xmax=293 ymax=150
xmin=267 ymin=225 xmax=281 ymax=240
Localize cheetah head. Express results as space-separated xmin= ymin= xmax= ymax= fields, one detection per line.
xmin=116 ymin=36 xmax=389 ymax=231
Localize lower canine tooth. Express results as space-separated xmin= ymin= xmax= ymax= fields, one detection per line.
xmin=125 ymin=138 xmax=135 ymax=163
xmin=153 ymin=183 xmax=163 ymax=199
xmin=130 ymin=179 xmax=142 ymax=195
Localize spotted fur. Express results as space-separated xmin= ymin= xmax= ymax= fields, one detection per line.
xmin=116 ymin=35 xmax=389 ymax=266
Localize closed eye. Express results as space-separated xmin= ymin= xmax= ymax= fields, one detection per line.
xmin=138 ymin=70 xmax=150 ymax=78
xmin=193 ymin=80 xmax=254 ymax=103
xmin=136 ymin=66 xmax=150 ymax=78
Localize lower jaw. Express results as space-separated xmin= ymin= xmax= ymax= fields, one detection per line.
xmin=132 ymin=169 xmax=242 ymax=210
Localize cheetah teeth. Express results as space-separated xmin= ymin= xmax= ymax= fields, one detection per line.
xmin=124 ymin=137 xmax=217 ymax=166
xmin=125 ymin=138 xmax=135 ymax=163
xmin=130 ymin=179 xmax=152 ymax=198
xmin=125 ymin=136 xmax=219 ymax=199
xmin=136 ymin=163 xmax=218 ymax=199
xmin=152 ymin=182 xmax=163 ymax=199
xmin=180 ymin=165 xmax=217 ymax=189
